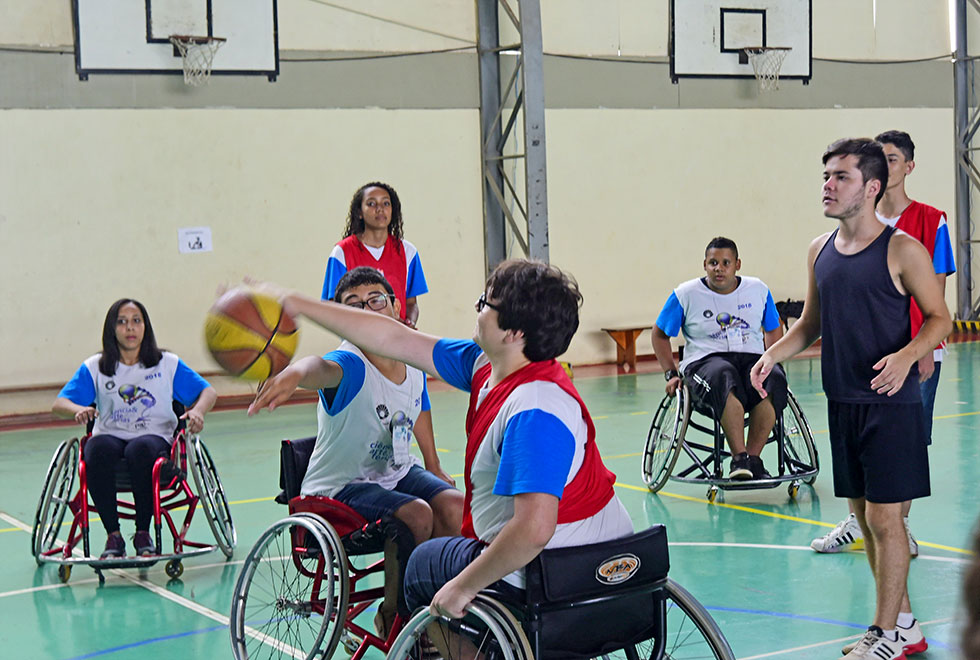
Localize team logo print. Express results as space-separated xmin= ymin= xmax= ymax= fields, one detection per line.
xmin=702 ymin=310 xmax=713 ymax=318
xmin=118 ymin=384 xmax=157 ymax=422
xmin=376 ymin=404 xmax=390 ymax=421
xmin=595 ymin=553 xmax=641 ymax=585
xmin=106 ymin=380 xmax=115 ymax=390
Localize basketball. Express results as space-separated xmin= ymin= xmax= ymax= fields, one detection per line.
xmin=204 ymin=288 xmax=299 ymax=380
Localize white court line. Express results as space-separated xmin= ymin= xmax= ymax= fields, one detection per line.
xmin=739 ymin=617 xmax=953 ymax=659
xmin=1 ymin=510 xmax=304 ymax=659
xmin=669 ymin=541 xmax=970 ymax=564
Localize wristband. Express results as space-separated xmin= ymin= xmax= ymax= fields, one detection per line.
xmin=664 ymin=369 xmax=679 ymax=382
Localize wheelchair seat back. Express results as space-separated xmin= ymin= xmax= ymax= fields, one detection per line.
xmin=277 ymin=437 xmax=316 ymax=503
xmin=523 ymin=524 xmax=670 ymax=659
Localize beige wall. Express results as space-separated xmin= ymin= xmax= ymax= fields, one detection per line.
xmin=0 ymin=1 xmax=964 ymax=390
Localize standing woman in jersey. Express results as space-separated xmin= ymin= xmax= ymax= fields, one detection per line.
xmin=320 ymin=182 xmax=428 ymax=328
xmin=52 ymin=298 xmax=217 ymax=558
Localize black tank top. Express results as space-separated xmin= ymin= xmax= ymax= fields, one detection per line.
xmin=814 ymin=224 xmax=920 ymax=403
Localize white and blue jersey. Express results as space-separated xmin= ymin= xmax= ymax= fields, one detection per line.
xmin=58 ymin=352 xmax=210 ymax=442
xmin=320 ymin=238 xmax=428 ymax=302
xmin=302 ymin=341 xmax=431 ymax=497
xmin=656 ymin=276 xmax=781 ymax=373
xmin=432 ymin=338 xmax=632 ymax=581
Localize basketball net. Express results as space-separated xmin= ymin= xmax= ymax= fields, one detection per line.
xmin=170 ymin=36 xmax=226 ymax=87
xmin=745 ymin=47 xmax=790 ymax=92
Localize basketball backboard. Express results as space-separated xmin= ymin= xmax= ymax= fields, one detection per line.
xmin=669 ymin=0 xmax=811 ymax=84
xmin=72 ymin=0 xmax=279 ymax=81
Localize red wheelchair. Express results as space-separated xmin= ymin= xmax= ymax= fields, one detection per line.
xmin=31 ymin=403 xmax=236 ymax=582
xmin=229 ymin=436 xmax=416 ymax=660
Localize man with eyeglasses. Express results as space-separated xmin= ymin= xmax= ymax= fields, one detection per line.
xmin=248 ymin=259 xmax=633 ymax=647
xmin=248 ymin=266 xmax=462 ymax=637
xmin=652 ymin=236 xmax=786 ymax=481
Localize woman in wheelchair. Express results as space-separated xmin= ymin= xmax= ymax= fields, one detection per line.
xmin=52 ymin=298 xmax=216 ymax=559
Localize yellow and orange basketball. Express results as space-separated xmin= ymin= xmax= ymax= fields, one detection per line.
xmin=204 ymin=288 xmax=299 ymax=380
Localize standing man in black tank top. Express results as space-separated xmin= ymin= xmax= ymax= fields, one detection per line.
xmin=750 ymin=138 xmax=951 ymax=660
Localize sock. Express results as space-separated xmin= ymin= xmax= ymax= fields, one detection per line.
xmin=897 ymin=612 xmax=915 ymax=628
xmin=881 ymin=629 xmax=899 ymax=642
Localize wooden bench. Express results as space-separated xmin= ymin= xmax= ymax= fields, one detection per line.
xmin=601 ymin=326 xmax=651 ymax=372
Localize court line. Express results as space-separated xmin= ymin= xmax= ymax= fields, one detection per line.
xmin=737 ymin=616 xmax=951 ymax=658
xmin=1 ymin=510 xmax=304 ymax=659
xmin=668 ymin=541 xmax=969 ymax=563
xmin=614 ymin=482 xmax=973 ymax=555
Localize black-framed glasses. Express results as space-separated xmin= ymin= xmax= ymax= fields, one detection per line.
xmin=475 ymin=292 xmax=501 ymax=313
xmin=345 ymin=293 xmax=394 ymax=311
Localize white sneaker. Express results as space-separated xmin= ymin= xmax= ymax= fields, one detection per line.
xmin=904 ymin=517 xmax=919 ymax=558
xmin=842 ymin=619 xmax=927 ymax=655
xmin=841 ymin=627 xmax=907 ymax=659
xmin=811 ymin=513 xmax=864 ymax=553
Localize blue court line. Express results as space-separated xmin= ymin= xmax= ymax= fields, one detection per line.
xmin=704 ymin=605 xmax=949 ymax=650
xmin=63 ymin=624 xmax=227 ymax=660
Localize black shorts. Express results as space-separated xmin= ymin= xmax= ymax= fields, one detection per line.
xmin=683 ymin=352 xmax=787 ymax=420
xmin=827 ymin=401 xmax=930 ymax=503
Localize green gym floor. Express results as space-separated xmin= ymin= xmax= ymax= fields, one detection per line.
xmin=1 ymin=343 xmax=977 ymax=660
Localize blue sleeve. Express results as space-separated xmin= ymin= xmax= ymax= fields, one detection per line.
xmin=933 ymin=221 xmax=956 ymax=275
xmin=655 ymin=292 xmax=684 ymax=337
xmin=57 ymin=363 xmax=96 ymax=406
xmin=173 ymin=359 xmax=211 ymax=406
xmin=762 ymin=291 xmax=781 ymax=332
xmin=432 ymin=338 xmax=484 ymax=392
xmin=318 ymin=350 xmax=365 ymax=415
xmin=321 ymin=257 xmax=348 ymax=301
xmin=405 ymin=252 xmax=428 ymax=298
xmin=494 ymin=410 xmax=576 ymax=499
xmin=421 ymin=378 xmax=431 ymax=412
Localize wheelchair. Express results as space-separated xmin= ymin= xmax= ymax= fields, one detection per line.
xmin=387 ymin=524 xmax=735 ymax=660
xmin=31 ymin=402 xmax=236 ymax=583
xmin=229 ymin=436 xmax=417 ymax=660
xmin=642 ymin=378 xmax=818 ymax=502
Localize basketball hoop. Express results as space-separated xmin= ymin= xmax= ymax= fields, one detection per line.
xmin=170 ymin=35 xmax=226 ymax=87
xmin=742 ymin=47 xmax=791 ymax=92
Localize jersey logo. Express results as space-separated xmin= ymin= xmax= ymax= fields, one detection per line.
xmin=105 ymin=380 xmax=116 ymax=390
xmin=118 ymin=384 xmax=157 ymax=422
xmin=375 ymin=404 xmax=390 ymax=421
xmin=595 ymin=553 xmax=641 ymax=585
xmin=702 ymin=309 xmax=713 ymax=318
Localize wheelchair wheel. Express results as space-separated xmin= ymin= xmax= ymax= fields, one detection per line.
xmin=189 ymin=437 xmax=237 ymax=557
xmin=642 ymin=388 xmax=689 ymax=493
xmin=31 ymin=438 xmax=78 ymax=566
xmin=387 ymin=594 xmax=533 ymax=660
xmin=781 ymin=392 xmax=818 ymax=485
xmin=229 ymin=516 xmax=346 ymax=660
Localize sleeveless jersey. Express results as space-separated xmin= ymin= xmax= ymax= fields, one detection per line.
xmin=814 ymin=226 xmax=920 ymax=404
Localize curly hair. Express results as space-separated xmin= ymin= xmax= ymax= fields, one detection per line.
xmin=342 ymin=181 xmax=403 ymax=243
xmin=485 ymin=260 xmax=582 ymax=362
xmin=99 ymin=298 xmax=163 ymax=377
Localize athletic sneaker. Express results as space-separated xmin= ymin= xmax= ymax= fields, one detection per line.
xmin=904 ymin=518 xmax=919 ymax=558
xmin=811 ymin=513 xmax=864 ymax=553
xmin=748 ymin=455 xmax=771 ymax=480
xmin=841 ymin=626 xmax=907 ymax=659
xmin=842 ymin=619 xmax=928 ymax=656
xmin=729 ymin=452 xmax=752 ymax=479
xmin=100 ymin=533 xmax=126 ymax=559
xmin=133 ymin=530 xmax=156 ymax=556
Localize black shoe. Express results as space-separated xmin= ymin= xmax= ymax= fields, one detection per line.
xmin=101 ymin=533 xmax=126 ymax=558
xmin=748 ymin=455 xmax=771 ymax=480
xmin=729 ymin=452 xmax=752 ymax=480
xmin=133 ymin=530 xmax=156 ymax=556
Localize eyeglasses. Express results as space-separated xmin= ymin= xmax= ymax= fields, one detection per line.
xmin=344 ymin=293 xmax=394 ymax=311
xmin=475 ymin=292 xmax=501 ymax=313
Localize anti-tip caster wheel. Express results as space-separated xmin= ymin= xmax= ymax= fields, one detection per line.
xmin=58 ymin=564 xmax=72 ymax=583
xmin=707 ymin=486 xmax=720 ymax=503
xmin=788 ymin=482 xmax=800 ymax=499
xmin=165 ymin=559 xmax=184 ymax=579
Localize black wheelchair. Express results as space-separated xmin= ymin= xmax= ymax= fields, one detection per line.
xmin=229 ymin=436 xmax=417 ymax=660
xmin=387 ymin=524 xmax=735 ymax=660
xmin=31 ymin=403 xmax=236 ymax=582
xmin=642 ymin=379 xmax=818 ymax=502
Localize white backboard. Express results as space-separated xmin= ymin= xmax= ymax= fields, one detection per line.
xmin=72 ymin=0 xmax=278 ymax=80
xmin=670 ymin=0 xmax=811 ymax=82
